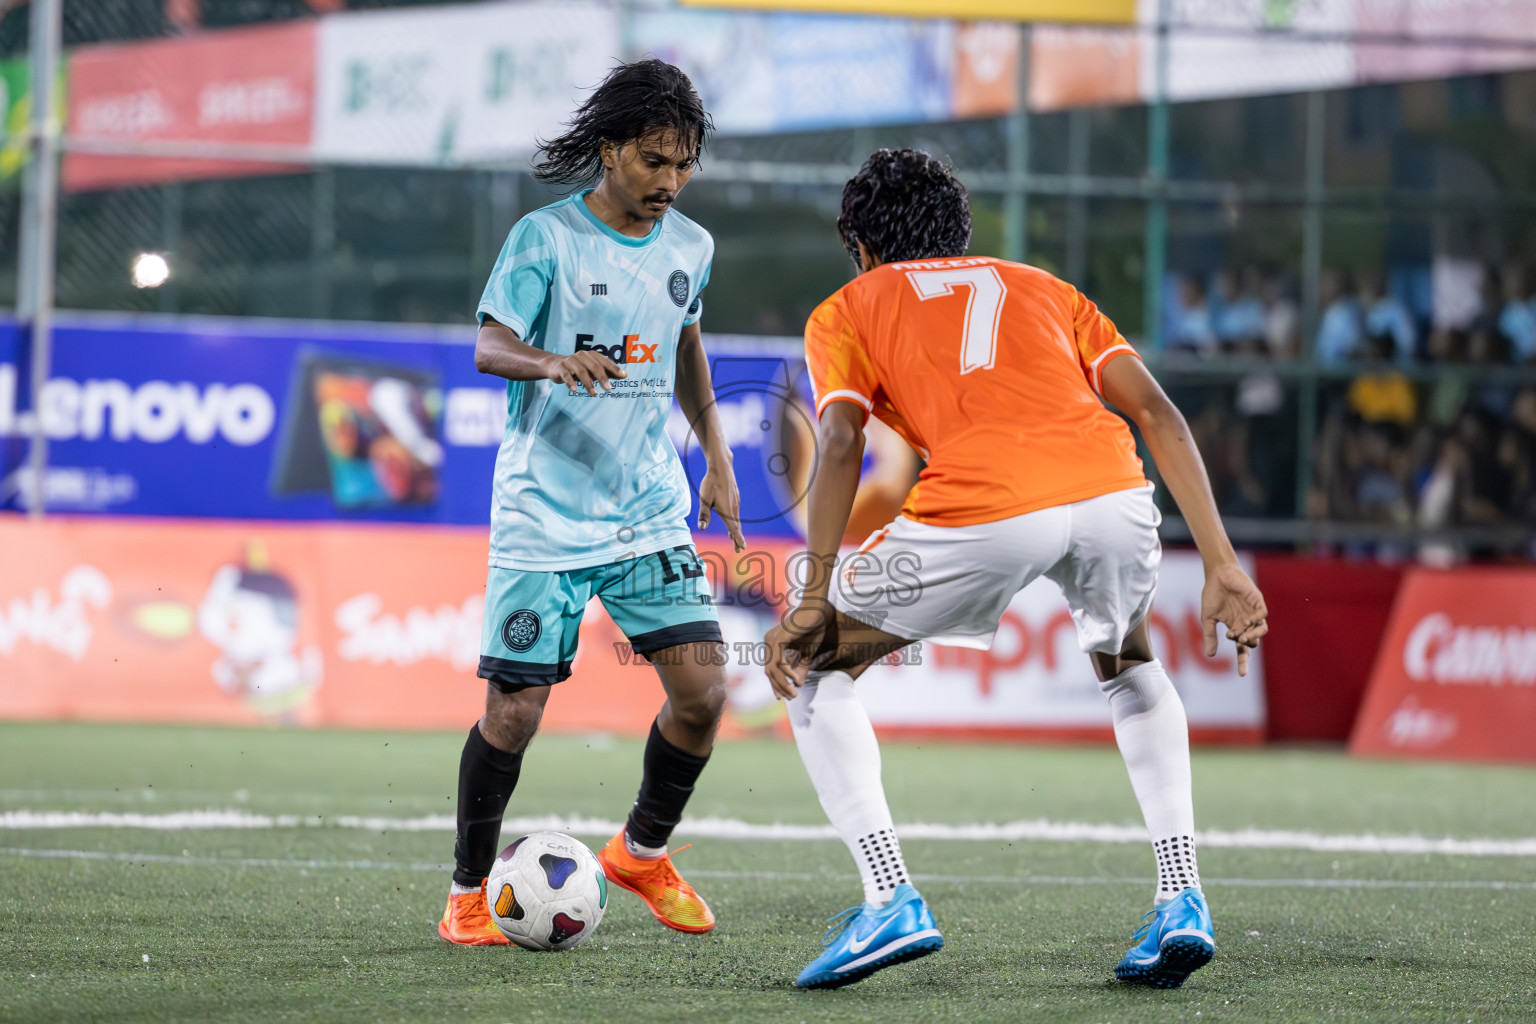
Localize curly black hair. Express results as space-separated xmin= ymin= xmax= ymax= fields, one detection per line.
xmin=532 ymin=59 xmax=713 ymax=189
xmin=837 ymin=148 xmax=972 ymax=267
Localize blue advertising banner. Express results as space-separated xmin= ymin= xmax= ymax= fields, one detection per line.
xmin=0 ymin=314 xmax=813 ymax=539
xmin=631 ymin=10 xmax=953 ymax=135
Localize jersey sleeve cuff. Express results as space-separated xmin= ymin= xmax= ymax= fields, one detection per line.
xmin=815 ymin=389 xmax=874 ymax=419
xmin=477 ymin=303 xmax=530 ymax=338
xmin=1089 ymin=344 xmax=1142 ymax=395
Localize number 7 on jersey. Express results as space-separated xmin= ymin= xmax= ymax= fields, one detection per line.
xmin=905 ymin=265 xmax=1008 ymax=374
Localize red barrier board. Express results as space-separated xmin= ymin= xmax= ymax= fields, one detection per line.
xmin=64 ymin=22 xmax=315 ymax=191
xmin=1252 ymin=555 xmax=1405 ymax=742
xmin=1350 ymin=568 xmax=1536 ymax=764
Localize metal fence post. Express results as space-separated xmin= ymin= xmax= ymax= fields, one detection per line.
xmin=1064 ymin=108 xmax=1091 ymax=287
xmin=310 ymin=168 xmax=336 ymax=320
xmin=1294 ymin=89 xmax=1328 ymax=519
xmin=17 ymin=0 xmax=63 ymax=518
xmin=1142 ymin=2 xmax=1171 ymax=349
xmin=1003 ymin=24 xmax=1032 ymax=265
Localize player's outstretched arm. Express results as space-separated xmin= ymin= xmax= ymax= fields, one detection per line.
xmin=763 ymin=400 xmax=866 ymax=699
xmin=674 ymin=322 xmax=746 ymax=552
xmin=474 ymin=316 xmax=625 ymax=396
xmin=1100 ymin=355 xmax=1269 ymax=675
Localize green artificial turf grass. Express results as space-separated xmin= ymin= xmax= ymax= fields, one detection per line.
xmin=2 ymin=722 xmax=1533 ymax=1023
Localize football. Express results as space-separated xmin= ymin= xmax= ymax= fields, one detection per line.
xmin=485 ymin=831 xmax=608 ymax=951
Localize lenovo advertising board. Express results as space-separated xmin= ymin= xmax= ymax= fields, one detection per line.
xmin=0 ymin=317 xmax=818 ymax=544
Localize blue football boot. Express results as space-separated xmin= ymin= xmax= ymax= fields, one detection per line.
xmin=796 ymin=883 xmax=945 ymax=990
xmin=1114 ymin=887 xmax=1215 ymax=989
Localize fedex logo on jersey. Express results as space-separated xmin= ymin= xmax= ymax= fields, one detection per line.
xmin=575 ymin=333 xmax=657 ymax=365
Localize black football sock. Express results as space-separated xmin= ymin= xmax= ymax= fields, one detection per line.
xmin=452 ymin=723 xmax=524 ymax=888
xmin=625 ymin=719 xmax=711 ymax=850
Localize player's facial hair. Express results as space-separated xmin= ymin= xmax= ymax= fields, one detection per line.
xmin=601 ymin=130 xmax=695 ymax=221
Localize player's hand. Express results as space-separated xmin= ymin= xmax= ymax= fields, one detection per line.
xmin=1201 ymin=560 xmax=1268 ymax=677
xmin=697 ymin=459 xmax=747 ymax=553
xmin=763 ymin=601 xmax=833 ymax=700
xmin=550 ymin=350 xmax=625 ymax=396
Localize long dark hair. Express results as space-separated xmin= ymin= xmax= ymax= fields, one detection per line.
xmin=532 ymin=59 xmax=713 ymax=188
xmin=837 ymin=148 xmax=972 ymax=267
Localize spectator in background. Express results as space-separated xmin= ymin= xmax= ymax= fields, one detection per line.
xmin=1415 ymin=431 xmax=1464 ymax=566
xmin=1456 ymin=409 xmax=1511 ymax=525
xmin=1168 ymin=276 xmax=1218 ymax=355
xmin=1187 ymin=398 xmax=1269 ymax=517
xmin=1353 ymin=424 xmax=1411 ymax=526
xmin=1498 ymin=262 xmax=1536 ymax=364
xmin=1260 ymin=270 xmax=1300 ymax=360
xmin=1346 ymin=334 xmax=1417 ymax=427
xmin=1315 ymin=269 xmax=1365 ymax=363
xmin=1212 ymin=267 xmax=1267 ymax=353
xmin=1468 ymin=319 xmax=1517 ymax=419
xmin=1310 ymin=406 xmax=1365 ymax=522
xmin=1361 ymin=270 xmax=1417 ymax=363
xmin=1504 ymin=388 xmax=1536 ymax=525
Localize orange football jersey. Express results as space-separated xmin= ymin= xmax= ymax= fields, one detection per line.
xmin=804 ymin=255 xmax=1146 ymax=527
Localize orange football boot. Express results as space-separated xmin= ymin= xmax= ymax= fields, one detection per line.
xmin=437 ymin=880 xmax=510 ymax=946
xmin=597 ymin=831 xmax=716 ymax=934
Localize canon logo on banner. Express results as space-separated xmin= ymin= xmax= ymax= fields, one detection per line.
xmin=1403 ymin=613 xmax=1536 ymax=686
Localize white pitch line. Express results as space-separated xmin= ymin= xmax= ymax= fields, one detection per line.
xmin=2 ymin=810 xmax=1535 ymax=857
xmin=2 ymin=847 xmax=1533 ymax=892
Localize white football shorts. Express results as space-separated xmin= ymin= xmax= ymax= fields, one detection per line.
xmin=832 ymin=483 xmax=1162 ymax=656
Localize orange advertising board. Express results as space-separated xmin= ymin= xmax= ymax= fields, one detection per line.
xmin=1350 ymin=568 xmax=1536 ymax=764
xmin=1029 ymin=26 xmax=1140 ymax=112
xmin=0 ymin=516 xmax=664 ymax=734
xmin=0 ymin=516 xmax=1264 ymax=741
xmin=954 ymin=22 xmax=1020 ymax=119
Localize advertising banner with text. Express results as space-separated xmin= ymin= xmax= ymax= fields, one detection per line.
xmin=630 ymin=9 xmax=954 ymax=134
xmin=1350 ymin=568 xmax=1536 ymax=764
xmin=0 ymin=518 xmax=1264 ymax=741
xmin=1144 ymin=0 xmax=1357 ymax=103
xmin=678 ymin=0 xmax=1141 ymax=25
xmin=0 ymin=317 xmax=820 ymax=542
xmin=63 ymin=21 xmax=316 ymax=191
xmin=51 ymin=0 xmax=1536 ymax=187
xmin=0 ymin=315 xmax=497 ymax=524
xmin=311 ymin=1 xmax=619 ymax=166
xmin=1355 ymin=0 xmax=1536 ymax=84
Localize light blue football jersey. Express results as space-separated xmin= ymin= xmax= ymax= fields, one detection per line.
xmin=476 ymin=190 xmax=713 ymax=571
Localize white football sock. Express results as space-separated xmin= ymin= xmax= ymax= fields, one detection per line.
xmin=1099 ymin=658 xmax=1201 ymax=905
xmin=449 ymin=881 xmax=479 ymax=896
xmin=788 ymin=670 xmax=909 ymax=907
xmin=624 ymin=832 xmax=667 ymax=860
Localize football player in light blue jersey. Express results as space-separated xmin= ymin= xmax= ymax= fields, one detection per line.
xmin=439 ymin=60 xmax=747 ymax=947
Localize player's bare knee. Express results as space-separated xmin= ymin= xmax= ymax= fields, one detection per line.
xmin=1092 ymin=621 xmax=1156 ymax=682
xmin=669 ymin=680 xmax=726 ymax=733
xmin=480 ymin=686 xmax=546 ymax=753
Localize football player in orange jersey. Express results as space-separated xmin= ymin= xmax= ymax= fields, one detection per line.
xmin=764 ymin=149 xmax=1268 ymax=991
